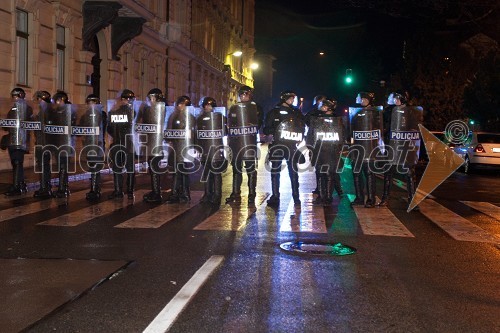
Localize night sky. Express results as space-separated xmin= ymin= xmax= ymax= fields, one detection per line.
xmin=254 ymin=0 xmax=417 ymax=109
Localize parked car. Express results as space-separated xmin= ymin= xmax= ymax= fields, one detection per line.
xmin=453 ymin=132 xmax=500 ymax=173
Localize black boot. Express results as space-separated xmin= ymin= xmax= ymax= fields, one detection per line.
xmin=144 ymin=172 xmax=162 ymax=203
xmin=211 ymin=173 xmax=223 ymax=206
xmin=225 ymin=170 xmax=242 ymax=203
xmin=5 ymin=160 xmax=25 ymax=196
xmin=108 ymin=173 xmax=124 ymax=199
xmin=332 ymin=172 xmax=343 ymax=197
xmin=267 ymin=173 xmax=280 ymax=206
xmin=126 ymin=173 xmax=135 ymax=199
xmin=312 ymin=172 xmax=320 ymax=195
xmin=290 ymin=169 xmax=301 ymax=206
xmin=351 ymin=172 xmax=364 ymax=206
xmin=247 ymin=170 xmax=257 ymax=205
xmin=313 ymin=175 xmax=326 ymax=205
xmin=34 ymin=156 xmax=52 ymax=198
xmin=364 ymin=171 xmax=376 ymax=208
xmin=86 ymin=172 xmax=101 ymax=201
xmin=54 ymin=168 xmax=70 ymax=198
xmin=378 ymin=170 xmax=392 ymax=207
xmin=324 ymin=174 xmax=334 ymax=206
xmin=407 ymin=167 xmax=419 ymax=211
xmin=166 ymin=172 xmax=182 ymax=204
xmin=200 ymin=169 xmax=213 ymax=204
xmin=179 ymin=173 xmax=191 ymax=202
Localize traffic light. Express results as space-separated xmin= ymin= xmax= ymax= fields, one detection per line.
xmin=345 ymin=69 xmax=353 ymax=84
xmin=469 ymin=119 xmax=475 ymax=125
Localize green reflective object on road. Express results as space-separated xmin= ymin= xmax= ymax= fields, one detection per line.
xmin=280 ymin=241 xmax=356 ymax=256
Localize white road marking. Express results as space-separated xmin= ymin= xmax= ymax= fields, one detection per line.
xmin=279 ymin=193 xmax=327 ymax=233
xmin=143 ymin=255 xmax=224 ymax=333
xmin=352 ymin=196 xmax=414 ymax=237
xmin=419 ymin=199 xmax=500 ymax=244
xmin=460 ymin=201 xmax=500 ymax=221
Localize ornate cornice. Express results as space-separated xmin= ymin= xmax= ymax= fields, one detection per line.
xmin=111 ymin=17 xmax=146 ymax=60
xmin=82 ymin=1 xmax=122 ymax=52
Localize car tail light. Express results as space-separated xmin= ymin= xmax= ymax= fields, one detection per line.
xmin=474 ymin=144 xmax=485 ymax=153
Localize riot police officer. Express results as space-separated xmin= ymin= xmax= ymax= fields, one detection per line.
xmin=80 ymin=94 xmax=107 ymax=201
xmin=138 ymin=88 xmax=166 ymax=203
xmin=308 ymin=99 xmax=345 ymax=205
xmin=304 ymin=94 xmax=326 ymax=195
xmin=379 ymin=91 xmax=422 ymax=211
xmin=349 ymin=91 xmax=382 ymax=208
xmin=165 ymin=96 xmax=196 ymax=204
xmin=2 ymin=88 xmax=33 ymax=195
xmin=107 ymin=89 xmax=137 ymax=199
xmin=196 ymin=97 xmax=227 ymax=206
xmin=47 ymin=91 xmax=75 ymax=198
xmin=225 ymin=86 xmax=261 ymax=205
xmin=264 ymin=90 xmax=305 ymax=206
xmin=33 ymin=91 xmax=53 ymax=198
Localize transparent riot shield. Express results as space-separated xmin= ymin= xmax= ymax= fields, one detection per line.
xmin=135 ymin=101 xmax=166 ymax=158
xmin=43 ymin=103 xmax=76 ymax=156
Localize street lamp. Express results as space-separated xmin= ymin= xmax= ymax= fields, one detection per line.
xmin=250 ymin=62 xmax=259 ymax=70
xmin=230 ymin=50 xmax=242 ymax=57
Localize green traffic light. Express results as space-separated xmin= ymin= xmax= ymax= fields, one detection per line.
xmin=345 ymin=77 xmax=352 ymax=84
xmin=469 ymin=120 xmax=475 ymax=125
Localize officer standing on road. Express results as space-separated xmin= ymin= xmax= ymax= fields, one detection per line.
xmin=165 ymin=96 xmax=196 ymax=204
xmin=107 ymin=89 xmax=137 ymax=199
xmin=379 ymin=91 xmax=422 ymax=211
xmin=225 ymin=86 xmax=261 ymax=205
xmin=137 ymin=88 xmax=166 ymax=203
xmin=48 ymin=91 xmax=76 ymax=198
xmin=264 ymin=90 xmax=305 ymax=207
xmin=350 ymin=91 xmax=382 ymax=208
xmin=33 ymin=91 xmax=53 ymax=198
xmin=196 ymin=97 xmax=227 ymax=206
xmin=2 ymin=88 xmax=33 ymax=196
xmin=308 ymin=98 xmax=345 ymax=205
xmin=305 ymin=94 xmax=326 ymax=195
xmin=81 ymin=94 xmax=107 ymax=201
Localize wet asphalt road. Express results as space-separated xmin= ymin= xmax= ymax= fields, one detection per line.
xmin=0 ymin=145 xmax=499 ymax=333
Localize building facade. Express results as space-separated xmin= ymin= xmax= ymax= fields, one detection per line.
xmin=0 ymin=0 xmax=256 ymax=169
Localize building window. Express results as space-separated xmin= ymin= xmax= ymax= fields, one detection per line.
xmin=56 ymin=25 xmax=66 ymax=91
xmin=16 ymin=9 xmax=29 ymax=85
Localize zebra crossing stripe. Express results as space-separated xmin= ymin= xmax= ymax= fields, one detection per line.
xmin=279 ymin=193 xmax=327 ymax=233
xmin=460 ymin=201 xmax=500 ymax=222
xmin=38 ymin=190 xmax=148 ymax=227
xmin=194 ymin=193 xmax=269 ymax=231
xmin=0 ymin=190 xmax=88 ymax=223
xmin=352 ymin=197 xmax=414 ymax=237
xmin=419 ymin=199 xmax=500 ymax=244
xmin=115 ymin=191 xmax=204 ymax=229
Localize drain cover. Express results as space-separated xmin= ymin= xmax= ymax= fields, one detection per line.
xmin=280 ymin=241 xmax=356 ymax=256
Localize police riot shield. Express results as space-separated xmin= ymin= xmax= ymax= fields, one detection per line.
xmin=350 ymin=106 xmax=383 ymax=162
xmin=196 ymin=108 xmax=226 ymax=161
xmin=310 ymin=116 xmax=344 ymax=168
xmin=389 ymin=106 xmax=423 ymax=166
xmin=0 ymin=98 xmax=34 ymax=151
xmin=164 ymin=105 xmax=197 ymax=161
xmin=43 ymin=103 xmax=76 ymax=156
xmin=73 ymin=104 xmax=105 ymax=159
xmin=32 ymin=100 xmax=48 ymax=147
xmin=135 ymin=101 xmax=166 ymax=157
xmin=273 ymin=117 xmax=305 ymax=152
xmin=227 ymin=102 xmax=258 ymax=161
xmin=107 ymin=100 xmax=137 ymax=154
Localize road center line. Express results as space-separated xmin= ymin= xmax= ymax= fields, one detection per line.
xmin=143 ymin=255 xmax=224 ymax=333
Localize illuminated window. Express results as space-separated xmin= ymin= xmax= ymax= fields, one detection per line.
xmin=16 ymin=9 xmax=29 ymax=85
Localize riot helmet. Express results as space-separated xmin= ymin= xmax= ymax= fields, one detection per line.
xmin=201 ymin=97 xmax=217 ymax=108
xmin=313 ymin=95 xmax=326 ymax=106
xmin=34 ymin=90 xmax=51 ymax=104
xmin=86 ymin=94 xmax=100 ymax=104
xmin=392 ymin=91 xmax=408 ymax=105
xmin=356 ymin=91 xmax=374 ymax=105
xmin=11 ymin=87 xmax=26 ymax=99
xmin=175 ymin=95 xmax=192 ymax=106
xmin=280 ymin=90 xmax=297 ymax=106
xmin=52 ymin=91 xmax=69 ymax=104
xmin=318 ymin=98 xmax=337 ymax=111
xmin=120 ymin=89 xmax=136 ymax=101
xmin=147 ymin=88 xmax=163 ymax=102
xmin=238 ymin=85 xmax=253 ymax=96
